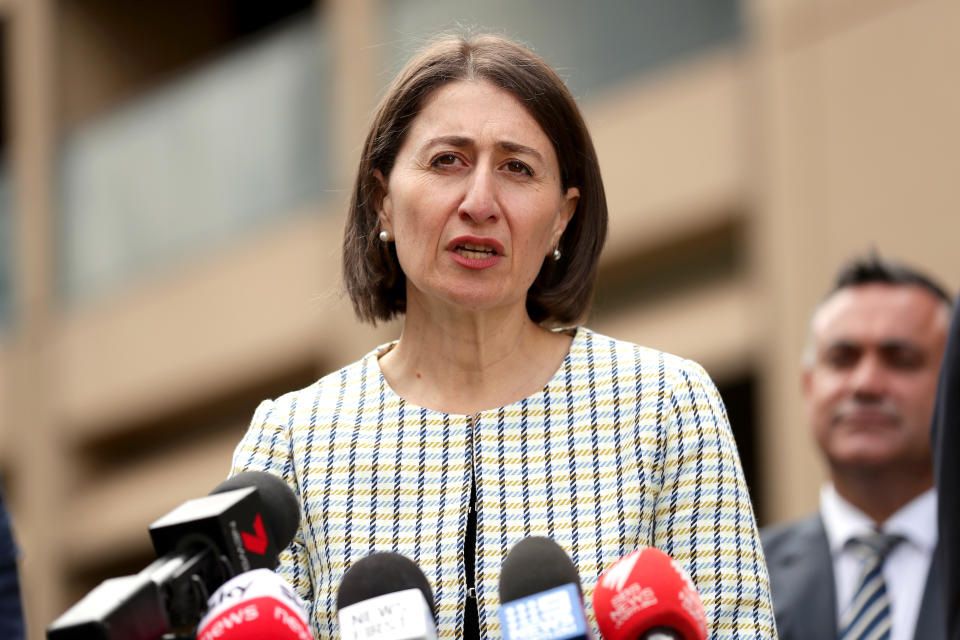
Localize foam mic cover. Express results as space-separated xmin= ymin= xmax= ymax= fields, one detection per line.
xmin=196 ymin=569 xmax=311 ymax=640
xmin=147 ymin=470 xmax=300 ymax=579
xmin=210 ymin=471 xmax=301 ymax=550
xmin=498 ymin=536 xmax=590 ymax=640
xmin=592 ymin=548 xmax=707 ymax=640
xmin=336 ymin=551 xmax=438 ymax=640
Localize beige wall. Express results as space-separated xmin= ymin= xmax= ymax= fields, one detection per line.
xmin=2 ymin=0 xmax=959 ymax=635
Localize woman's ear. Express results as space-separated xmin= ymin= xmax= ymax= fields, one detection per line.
xmin=553 ymin=186 xmax=579 ymax=246
xmin=373 ymin=169 xmax=393 ymax=233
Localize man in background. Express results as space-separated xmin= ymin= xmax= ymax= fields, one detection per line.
xmin=0 ymin=479 xmax=24 ymax=639
xmin=762 ymin=254 xmax=951 ymax=640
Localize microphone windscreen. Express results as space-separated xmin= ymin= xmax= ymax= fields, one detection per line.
xmin=196 ymin=568 xmax=311 ymax=640
xmin=498 ymin=536 xmax=582 ymax=603
xmin=592 ymin=547 xmax=707 ymax=640
xmin=336 ymin=551 xmax=437 ymax=620
xmin=211 ymin=471 xmax=300 ymax=549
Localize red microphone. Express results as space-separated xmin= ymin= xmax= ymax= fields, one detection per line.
xmin=196 ymin=569 xmax=312 ymax=640
xmin=592 ymin=548 xmax=707 ymax=640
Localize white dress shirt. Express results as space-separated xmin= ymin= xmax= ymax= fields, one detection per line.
xmin=820 ymin=484 xmax=937 ymax=640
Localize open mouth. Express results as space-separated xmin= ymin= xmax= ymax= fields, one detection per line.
xmin=454 ymin=242 xmax=499 ymax=260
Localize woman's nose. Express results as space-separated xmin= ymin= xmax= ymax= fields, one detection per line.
xmin=458 ymin=170 xmax=500 ymax=224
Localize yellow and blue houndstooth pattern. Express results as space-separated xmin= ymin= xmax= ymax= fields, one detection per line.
xmin=230 ymin=327 xmax=777 ymax=639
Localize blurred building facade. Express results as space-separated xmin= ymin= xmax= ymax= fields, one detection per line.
xmin=0 ymin=0 xmax=958 ymax=635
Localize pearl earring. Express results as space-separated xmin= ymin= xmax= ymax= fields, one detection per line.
xmin=379 ymin=230 xmax=390 ymax=242
xmin=552 ymin=248 xmax=562 ymax=261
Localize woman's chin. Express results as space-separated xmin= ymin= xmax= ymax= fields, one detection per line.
xmin=418 ymin=291 xmax=525 ymax=319
xmin=406 ymin=279 xmax=521 ymax=314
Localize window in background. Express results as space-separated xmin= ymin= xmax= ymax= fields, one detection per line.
xmin=0 ymin=21 xmax=10 ymax=328
xmin=56 ymin=4 xmax=331 ymax=304
xmin=380 ymin=0 xmax=742 ymax=99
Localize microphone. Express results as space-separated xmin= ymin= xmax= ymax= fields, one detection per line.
xmin=196 ymin=568 xmax=311 ymax=640
xmin=336 ymin=551 xmax=438 ymax=640
xmin=591 ymin=547 xmax=707 ymax=640
xmin=497 ymin=536 xmax=591 ymax=640
xmin=47 ymin=471 xmax=300 ymax=640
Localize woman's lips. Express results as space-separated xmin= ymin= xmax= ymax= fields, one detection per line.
xmin=448 ymin=237 xmax=504 ymax=270
xmin=455 ymin=242 xmax=498 ymax=260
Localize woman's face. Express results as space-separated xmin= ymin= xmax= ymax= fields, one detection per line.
xmin=377 ymin=80 xmax=579 ymax=318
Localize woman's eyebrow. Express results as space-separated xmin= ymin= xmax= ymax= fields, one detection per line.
xmin=497 ymin=140 xmax=544 ymax=163
xmin=419 ymin=136 xmax=545 ymax=163
xmin=421 ymin=135 xmax=472 ymax=150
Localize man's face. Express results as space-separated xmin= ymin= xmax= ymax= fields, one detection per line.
xmin=803 ymin=283 xmax=949 ymax=475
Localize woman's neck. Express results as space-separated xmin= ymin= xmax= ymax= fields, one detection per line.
xmin=378 ymin=302 xmax=573 ymax=415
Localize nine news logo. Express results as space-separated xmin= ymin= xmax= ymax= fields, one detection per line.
xmin=499 ymin=583 xmax=588 ymax=640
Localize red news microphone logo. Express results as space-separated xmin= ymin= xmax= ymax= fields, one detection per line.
xmin=241 ymin=514 xmax=269 ymax=555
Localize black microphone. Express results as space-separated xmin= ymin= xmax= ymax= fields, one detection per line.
xmin=335 ymin=551 xmax=438 ymax=640
xmin=498 ymin=536 xmax=591 ymax=640
xmin=46 ymin=471 xmax=300 ymax=640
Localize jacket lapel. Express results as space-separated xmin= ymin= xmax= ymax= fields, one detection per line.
xmin=768 ymin=516 xmax=838 ymax=640
xmin=913 ymin=548 xmax=946 ymax=640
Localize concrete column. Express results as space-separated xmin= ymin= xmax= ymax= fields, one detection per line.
xmin=744 ymin=0 xmax=828 ymax=525
xmin=6 ymin=0 xmax=69 ymax=633
xmin=323 ymin=0 xmax=381 ymax=190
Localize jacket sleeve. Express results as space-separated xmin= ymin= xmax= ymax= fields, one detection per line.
xmin=652 ymin=359 xmax=778 ymax=639
xmin=229 ymin=398 xmax=315 ymax=621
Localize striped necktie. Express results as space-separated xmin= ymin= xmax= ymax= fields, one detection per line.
xmin=839 ymin=532 xmax=903 ymax=640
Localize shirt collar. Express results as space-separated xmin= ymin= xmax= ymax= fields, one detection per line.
xmin=819 ymin=484 xmax=937 ymax=555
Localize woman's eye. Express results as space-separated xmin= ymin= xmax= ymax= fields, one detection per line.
xmin=431 ymin=153 xmax=459 ymax=167
xmin=505 ymin=160 xmax=533 ymax=176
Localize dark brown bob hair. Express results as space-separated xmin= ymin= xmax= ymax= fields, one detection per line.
xmin=343 ymin=33 xmax=608 ymax=325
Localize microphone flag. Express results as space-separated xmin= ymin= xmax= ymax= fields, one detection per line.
xmin=196 ymin=568 xmax=311 ymax=640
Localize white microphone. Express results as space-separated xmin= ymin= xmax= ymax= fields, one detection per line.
xmin=196 ymin=568 xmax=312 ymax=640
xmin=336 ymin=551 xmax=438 ymax=640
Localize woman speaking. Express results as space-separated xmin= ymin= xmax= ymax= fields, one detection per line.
xmin=231 ymin=33 xmax=776 ymax=639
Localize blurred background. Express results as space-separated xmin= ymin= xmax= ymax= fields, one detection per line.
xmin=0 ymin=0 xmax=958 ymax=636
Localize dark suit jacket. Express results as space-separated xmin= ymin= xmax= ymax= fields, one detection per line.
xmin=933 ymin=302 xmax=960 ymax=640
xmin=0 ymin=481 xmax=24 ymax=640
xmin=761 ymin=515 xmax=944 ymax=640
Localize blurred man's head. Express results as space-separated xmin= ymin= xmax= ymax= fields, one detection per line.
xmin=803 ymin=254 xmax=952 ymax=493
